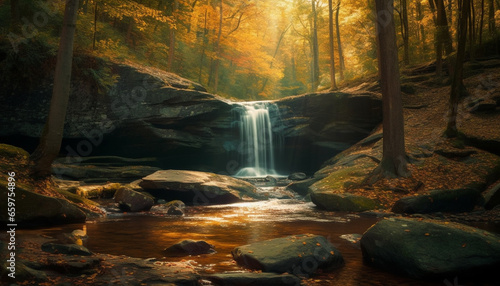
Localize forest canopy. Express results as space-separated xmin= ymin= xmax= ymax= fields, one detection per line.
xmin=1 ymin=0 xmax=500 ymax=100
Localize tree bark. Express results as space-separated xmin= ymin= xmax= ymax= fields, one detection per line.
xmin=167 ymin=0 xmax=179 ymax=71
xmin=328 ymin=0 xmax=337 ymax=90
xmin=311 ymin=0 xmax=320 ymax=92
xmin=213 ymin=0 xmax=223 ymax=93
xmin=31 ymin=0 xmax=80 ymax=177
xmin=92 ymin=1 xmax=97 ymax=50
xmin=336 ymin=0 xmax=345 ymax=81
xmin=373 ymin=0 xmax=409 ymax=178
xmin=400 ymin=0 xmax=409 ymax=65
xmin=430 ymin=0 xmax=453 ymax=75
xmin=445 ymin=0 xmax=470 ymax=138
xmin=489 ymin=0 xmax=496 ymax=34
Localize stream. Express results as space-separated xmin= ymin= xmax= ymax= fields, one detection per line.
xmin=20 ymin=198 xmax=500 ymax=285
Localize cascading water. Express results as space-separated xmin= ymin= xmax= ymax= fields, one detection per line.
xmin=234 ymin=101 xmax=282 ymax=177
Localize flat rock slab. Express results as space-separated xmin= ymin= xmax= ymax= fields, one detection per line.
xmin=206 ymin=272 xmax=301 ymax=286
xmin=232 ymin=234 xmax=344 ymax=276
xmin=391 ymin=188 xmax=480 ymax=214
xmin=360 ymin=218 xmax=500 ymax=278
xmin=140 ymin=170 xmax=261 ymax=205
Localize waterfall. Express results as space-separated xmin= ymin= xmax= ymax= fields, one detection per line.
xmin=234 ymin=101 xmax=282 ymax=177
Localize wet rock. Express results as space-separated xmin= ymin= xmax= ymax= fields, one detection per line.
xmin=163 ymin=240 xmax=216 ymax=256
xmin=391 ymin=188 xmax=480 ymax=214
xmin=360 ymin=217 xmax=500 ymax=278
xmin=114 ymin=187 xmax=154 ymax=212
xmin=140 ymin=170 xmax=261 ymax=205
xmin=45 ymin=256 xmax=101 ymax=275
xmin=232 ymin=234 xmax=344 ymax=276
xmin=311 ymin=192 xmax=380 ymax=212
xmin=151 ymin=200 xmax=186 ymax=215
xmin=74 ymin=183 xmax=122 ymax=199
xmin=286 ymin=177 xmax=318 ymax=196
xmin=206 ymin=272 xmax=301 ymax=286
xmin=41 ymin=243 xmax=92 ymax=256
xmin=483 ymin=182 xmax=500 ymax=210
xmin=288 ymin=172 xmax=307 ymax=181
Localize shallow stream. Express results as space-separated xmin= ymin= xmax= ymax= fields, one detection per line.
xmin=24 ymin=199 xmax=499 ymax=285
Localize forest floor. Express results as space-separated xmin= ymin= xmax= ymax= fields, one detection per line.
xmin=324 ymin=59 xmax=500 ymax=222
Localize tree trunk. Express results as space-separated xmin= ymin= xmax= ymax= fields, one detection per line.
xmin=328 ymin=0 xmax=337 ymax=90
xmin=489 ymin=0 xmax=496 ymax=34
xmin=469 ymin=0 xmax=476 ymax=59
xmin=198 ymin=8 xmax=208 ymax=83
xmin=336 ymin=0 xmax=345 ymax=81
xmin=92 ymin=1 xmax=97 ymax=50
xmin=311 ymin=0 xmax=320 ymax=92
xmin=373 ymin=0 xmax=409 ymax=178
xmin=401 ymin=0 xmax=409 ymax=65
xmin=430 ymin=0 xmax=454 ymax=75
xmin=445 ymin=0 xmax=469 ymax=138
xmin=480 ymin=0 xmax=485 ymax=45
xmin=213 ymin=0 xmax=223 ymax=93
xmin=31 ymin=0 xmax=80 ymax=177
xmin=167 ymin=0 xmax=179 ymax=71
xmin=416 ymin=1 xmax=426 ymax=53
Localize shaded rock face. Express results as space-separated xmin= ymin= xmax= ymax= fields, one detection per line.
xmin=139 ymin=170 xmax=260 ymax=205
xmin=1 ymin=61 xmax=382 ymax=175
xmin=232 ymin=234 xmax=344 ymax=276
xmin=311 ymin=192 xmax=379 ymax=212
xmin=275 ymin=92 xmax=382 ymax=173
xmin=360 ymin=218 xmax=500 ymax=279
xmin=206 ymin=273 xmax=301 ymax=286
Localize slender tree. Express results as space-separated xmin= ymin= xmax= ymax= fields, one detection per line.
xmin=373 ymin=0 xmax=409 ymax=178
xmin=488 ymin=0 xmax=496 ymax=35
xmin=213 ymin=0 xmax=223 ymax=93
xmin=31 ymin=0 xmax=80 ymax=177
xmin=311 ymin=0 xmax=320 ymax=92
xmin=328 ymin=0 xmax=337 ymax=90
xmin=336 ymin=0 xmax=345 ymax=81
xmin=429 ymin=0 xmax=454 ymax=76
xmin=400 ymin=0 xmax=409 ymax=65
xmin=167 ymin=0 xmax=179 ymax=71
xmin=445 ymin=0 xmax=470 ymax=137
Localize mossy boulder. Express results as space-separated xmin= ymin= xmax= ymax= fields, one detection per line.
xmin=0 ymin=181 xmax=86 ymax=227
xmin=311 ymin=192 xmax=379 ymax=212
xmin=360 ymin=218 xmax=500 ymax=278
xmin=391 ymin=188 xmax=481 ymax=214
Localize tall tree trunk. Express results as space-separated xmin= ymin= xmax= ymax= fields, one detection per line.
xmin=92 ymin=1 xmax=97 ymax=50
xmin=489 ymin=0 xmax=496 ymax=34
xmin=213 ymin=0 xmax=223 ymax=93
xmin=373 ymin=0 xmax=409 ymax=178
xmin=400 ymin=0 xmax=410 ymax=65
xmin=445 ymin=0 xmax=469 ymax=138
xmin=167 ymin=0 xmax=179 ymax=71
xmin=336 ymin=0 xmax=345 ymax=80
xmin=311 ymin=0 xmax=320 ymax=92
xmin=430 ymin=0 xmax=454 ymax=76
xmin=198 ymin=8 xmax=208 ymax=83
xmin=480 ymin=0 xmax=485 ymax=45
xmin=416 ymin=1 xmax=426 ymax=53
xmin=31 ymin=0 xmax=80 ymax=177
xmin=469 ymin=0 xmax=476 ymax=59
xmin=328 ymin=0 xmax=337 ymax=90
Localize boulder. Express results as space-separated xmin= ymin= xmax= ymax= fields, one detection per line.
xmin=140 ymin=170 xmax=261 ymax=205
xmin=360 ymin=218 xmax=500 ymax=278
xmin=73 ymin=183 xmax=122 ymax=199
xmin=288 ymin=172 xmax=307 ymax=181
xmin=483 ymin=182 xmax=500 ymax=210
xmin=206 ymin=272 xmax=301 ymax=286
xmin=0 ymin=182 xmax=86 ymax=227
xmin=232 ymin=234 xmax=344 ymax=276
xmin=113 ymin=187 xmax=154 ymax=212
xmin=286 ymin=178 xmax=318 ymax=196
xmin=391 ymin=188 xmax=480 ymax=214
xmin=41 ymin=243 xmax=92 ymax=256
xmin=311 ymin=192 xmax=379 ymax=212
xmin=163 ymin=240 xmax=215 ymax=256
